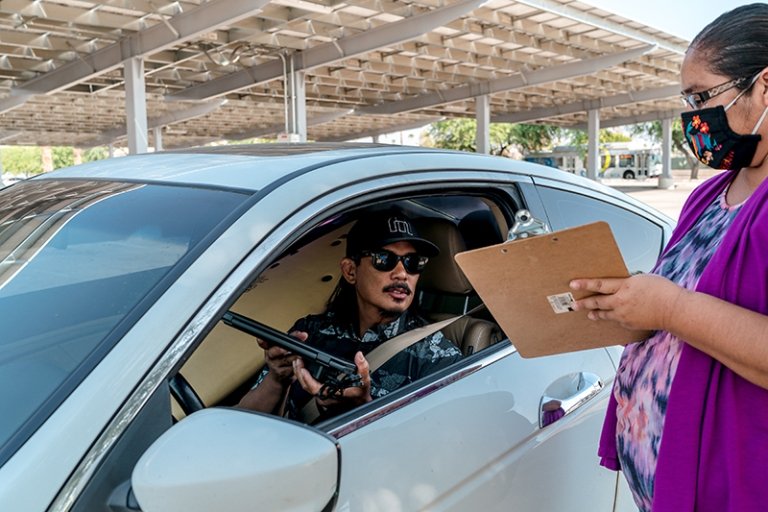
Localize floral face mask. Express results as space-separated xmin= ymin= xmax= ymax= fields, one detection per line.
xmin=681 ymin=74 xmax=768 ymax=171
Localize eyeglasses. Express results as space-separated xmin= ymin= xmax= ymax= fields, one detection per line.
xmin=680 ymin=76 xmax=748 ymax=110
xmin=359 ymin=250 xmax=429 ymax=274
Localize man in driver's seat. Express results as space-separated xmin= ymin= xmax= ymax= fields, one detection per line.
xmin=239 ymin=210 xmax=462 ymax=420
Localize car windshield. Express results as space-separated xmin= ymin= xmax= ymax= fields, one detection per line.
xmin=0 ymin=179 xmax=248 ymax=463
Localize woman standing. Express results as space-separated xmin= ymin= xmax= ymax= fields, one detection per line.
xmin=571 ymin=4 xmax=768 ymax=511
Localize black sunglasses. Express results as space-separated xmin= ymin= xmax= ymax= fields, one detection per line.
xmin=359 ymin=250 xmax=429 ymax=274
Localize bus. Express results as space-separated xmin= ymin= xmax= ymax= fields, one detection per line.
xmin=524 ymin=146 xmax=586 ymax=177
xmin=601 ymin=144 xmax=662 ymax=180
xmin=524 ymin=144 xmax=662 ymax=180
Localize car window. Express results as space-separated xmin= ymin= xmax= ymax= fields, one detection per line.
xmin=0 ymin=179 xmax=248 ymax=464
xmin=536 ymin=186 xmax=664 ymax=272
xmin=182 ymin=192 xmax=512 ymax=428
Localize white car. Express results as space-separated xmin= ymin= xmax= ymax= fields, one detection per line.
xmin=0 ymin=144 xmax=672 ymax=512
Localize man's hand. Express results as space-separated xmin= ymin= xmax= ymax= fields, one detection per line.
xmin=293 ymin=351 xmax=372 ymax=409
xmin=570 ymin=273 xmax=686 ymax=331
xmin=258 ymin=331 xmax=307 ymax=387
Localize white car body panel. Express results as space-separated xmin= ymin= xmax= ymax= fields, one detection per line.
xmin=334 ymin=347 xmax=619 ymax=511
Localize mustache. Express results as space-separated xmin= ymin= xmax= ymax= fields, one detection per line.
xmin=383 ymin=282 xmax=412 ymax=295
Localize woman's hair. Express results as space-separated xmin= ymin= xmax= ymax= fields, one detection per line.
xmin=690 ymin=3 xmax=768 ymax=89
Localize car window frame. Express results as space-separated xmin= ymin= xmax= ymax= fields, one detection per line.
xmin=212 ymin=179 xmax=530 ymax=433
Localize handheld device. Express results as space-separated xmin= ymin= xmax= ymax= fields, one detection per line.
xmin=221 ymin=310 xmax=361 ymax=397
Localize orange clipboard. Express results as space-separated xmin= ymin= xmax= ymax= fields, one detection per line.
xmin=454 ymin=221 xmax=651 ymax=358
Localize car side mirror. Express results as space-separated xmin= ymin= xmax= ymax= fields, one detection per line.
xmin=131 ymin=408 xmax=339 ymax=512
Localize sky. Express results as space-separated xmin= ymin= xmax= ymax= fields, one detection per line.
xmin=579 ymin=0 xmax=759 ymax=41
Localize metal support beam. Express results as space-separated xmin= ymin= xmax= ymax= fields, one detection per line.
xmin=319 ymin=117 xmax=443 ymax=142
xmin=154 ymin=127 xmax=163 ymax=152
xmin=358 ymin=45 xmax=655 ymax=116
xmin=124 ymin=58 xmax=148 ymax=155
xmin=13 ymin=0 xmax=271 ymax=98
xmin=659 ymin=117 xmax=675 ymax=189
xmin=287 ymin=69 xmax=307 ymax=142
xmin=188 ymin=109 xmax=354 ymax=145
xmin=0 ymin=95 xmax=31 ymax=115
xmin=476 ymin=95 xmax=490 ymax=154
xmin=587 ymin=109 xmax=600 ymax=181
xmin=572 ymin=109 xmax=682 ymax=130
xmin=168 ymin=0 xmax=489 ymax=101
xmin=514 ymin=0 xmax=687 ymax=54
xmin=0 ymin=131 xmax=21 ymax=143
xmin=493 ymin=85 xmax=679 ymax=124
xmin=85 ymin=99 xmax=225 ymax=147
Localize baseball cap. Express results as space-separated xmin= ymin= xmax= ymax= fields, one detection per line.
xmin=346 ymin=210 xmax=440 ymax=257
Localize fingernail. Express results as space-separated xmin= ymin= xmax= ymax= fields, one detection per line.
xmin=569 ymin=280 xmax=579 ymax=289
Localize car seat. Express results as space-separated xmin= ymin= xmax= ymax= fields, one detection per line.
xmin=416 ymin=217 xmax=504 ymax=355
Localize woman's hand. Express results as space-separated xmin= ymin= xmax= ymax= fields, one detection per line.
xmin=257 ymin=331 xmax=306 ymax=387
xmin=293 ymin=351 xmax=372 ymax=410
xmin=570 ymin=273 xmax=687 ymax=331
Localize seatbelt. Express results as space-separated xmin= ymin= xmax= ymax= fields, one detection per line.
xmin=298 ymin=304 xmax=484 ymax=423
xmin=366 ymin=303 xmax=484 ymax=372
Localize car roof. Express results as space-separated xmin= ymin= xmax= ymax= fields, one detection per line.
xmin=32 ymin=143 xmax=673 ymax=227
xmin=39 ymin=143 xmax=474 ymax=192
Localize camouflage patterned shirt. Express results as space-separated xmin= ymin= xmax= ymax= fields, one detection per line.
xmin=256 ymin=309 xmax=463 ymax=419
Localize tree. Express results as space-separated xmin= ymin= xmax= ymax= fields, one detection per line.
xmin=558 ymin=128 xmax=631 ymax=146
xmin=426 ymin=119 xmax=560 ymax=156
xmin=504 ymin=123 xmax=560 ymax=154
xmin=427 ymin=119 xmax=478 ymax=152
xmin=599 ymin=130 xmax=632 ymax=143
xmin=52 ymin=146 xmax=75 ymax=170
xmin=631 ymin=119 xmax=700 ymax=179
xmin=84 ymin=146 xmax=110 ymax=162
xmin=1 ymin=146 xmax=42 ymax=176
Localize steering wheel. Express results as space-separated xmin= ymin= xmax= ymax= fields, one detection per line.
xmin=169 ymin=372 xmax=205 ymax=416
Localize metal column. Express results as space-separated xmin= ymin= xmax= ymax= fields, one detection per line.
xmin=587 ymin=109 xmax=600 ymax=181
xmin=124 ymin=58 xmax=148 ymax=154
xmin=658 ymin=117 xmax=675 ymax=189
xmin=154 ymin=126 xmax=164 ymax=152
xmin=287 ymin=68 xmax=307 ymax=142
xmin=475 ymin=95 xmax=490 ymax=154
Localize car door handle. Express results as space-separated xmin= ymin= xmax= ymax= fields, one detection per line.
xmin=539 ymin=372 xmax=604 ymax=428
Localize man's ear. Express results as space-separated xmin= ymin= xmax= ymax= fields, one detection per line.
xmin=340 ymin=257 xmax=357 ymax=284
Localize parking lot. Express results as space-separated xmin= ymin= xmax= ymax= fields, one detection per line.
xmin=606 ymin=169 xmax=720 ymax=220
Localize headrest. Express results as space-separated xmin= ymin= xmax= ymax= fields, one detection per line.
xmin=416 ymin=218 xmax=473 ymax=295
xmin=458 ymin=210 xmax=504 ymax=249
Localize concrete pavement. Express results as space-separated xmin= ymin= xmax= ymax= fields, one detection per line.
xmin=603 ymin=169 xmax=719 ymax=220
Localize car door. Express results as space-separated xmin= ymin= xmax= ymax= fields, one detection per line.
xmin=322 ymin=179 xmax=624 ymax=511
xmin=331 ymin=345 xmax=619 ymax=511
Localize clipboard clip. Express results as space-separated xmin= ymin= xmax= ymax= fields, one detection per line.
xmin=507 ymin=209 xmax=551 ymax=241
